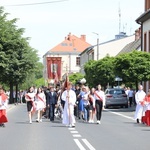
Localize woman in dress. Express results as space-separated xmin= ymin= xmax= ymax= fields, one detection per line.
xmin=78 ymin=86 xmax=86 ymax=120
xmin=88 ymin=88 xmax=96 ymax=123
xmin=35 ymin=87 xmax=46 ymax=122
xmin=25 ymin=86 xmax=36 ymax=124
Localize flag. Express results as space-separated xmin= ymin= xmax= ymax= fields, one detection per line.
xmin=54 ymin=71 xmax=59 ymax=84
xmin=63 ymin=73 xmax=69 ymax=90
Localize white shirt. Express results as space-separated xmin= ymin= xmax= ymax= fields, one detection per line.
xmin=61 ymin=89 xmax=76 ymax=105
xmin=128 ymin=90 xmax=134 ymax=97
xmin=94 ymin=90 xmax=105 ymax=106
xmin=25 ymin=92 xmax=35 ymax=102
xmin=135 ymin=90 xmax=146 ymax=104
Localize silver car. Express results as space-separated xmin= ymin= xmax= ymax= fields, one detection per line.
xmin=104 ymin=88 xmax=128 ymax=108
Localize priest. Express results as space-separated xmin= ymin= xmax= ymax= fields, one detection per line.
xmin=134 ymin=85 xmax=146 ymax=123
xmin=61 ymin=82 xmax=76 ymax=127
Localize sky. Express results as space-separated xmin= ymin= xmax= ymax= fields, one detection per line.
xmin=0 ymin=0 xmax=144 ymax=61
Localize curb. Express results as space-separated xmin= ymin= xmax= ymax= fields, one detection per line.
xmin=7 ymin=104 xmax=16 ymax=112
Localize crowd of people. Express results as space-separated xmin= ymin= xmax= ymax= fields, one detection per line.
xmin=1 ymin=83 xmax=150 ymax=128
xmin=23 ymin=83 xmax=106 ymax=127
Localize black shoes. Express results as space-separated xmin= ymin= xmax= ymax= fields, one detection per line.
xmin=136 ymin=119 xmax=140 ymax=123
xmin=0 ymin=123 xmax=5 ymax=127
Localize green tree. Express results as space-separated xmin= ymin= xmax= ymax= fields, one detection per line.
xmin=114 ymin=50 xmax=150 ymax=89
xmin=0 ymin=7 xmax=39 ymax=103
xmin=84 ymin=60 xmax=97 ymax=87
xmin=69 ymin=73 xmax=84 ymax=85
xmin=84 ymin=57 xmax=115 ymax=88
xmin=94 ymin=56 xmax=115 ymax=88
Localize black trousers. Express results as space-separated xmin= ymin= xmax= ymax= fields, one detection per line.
xmin=96 ymin=100 xmax=103 ymax=121
xmin=129 ymin=97 xmax=133 ymax=107
xmin=49 ymin=104 xmax=55 ymax=121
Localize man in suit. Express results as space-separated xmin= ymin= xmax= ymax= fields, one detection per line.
xmin=47 ymin=87 xmax=58 ymax=121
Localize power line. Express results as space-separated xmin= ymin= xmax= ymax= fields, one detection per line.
xmin=3 ymin=0 xmax=69 ymax=7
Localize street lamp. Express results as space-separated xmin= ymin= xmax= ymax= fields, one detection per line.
xmin=92 ymin=32 xmax=99 ymax=60
xmin=115 ymin=76 xmax=122 ymax=87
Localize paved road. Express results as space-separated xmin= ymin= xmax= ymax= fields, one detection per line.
xmin=0 ymin=104 xmax=150 ymax=150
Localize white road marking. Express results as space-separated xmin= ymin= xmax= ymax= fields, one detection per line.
xmin=73 ymin=134 xmax=82 ymax=137
xmin=74 ymin=139 xmax=86 ymax=150
xmin=106 ymin=110 xmax=135 ymax=120
xmin=82 ymin=139 xmax=96 ymax=150
xmin=68 ymin=128 xmax=75 ymax=130
xmin=70 ymin=131 xmax=79 ymax=133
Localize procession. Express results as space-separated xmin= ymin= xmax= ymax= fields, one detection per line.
xmin=1 ymin=81 xmax=150 ymax=128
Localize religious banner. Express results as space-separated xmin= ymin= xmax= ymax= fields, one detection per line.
xmin=47 ymin=57 xmax=61 ymax=80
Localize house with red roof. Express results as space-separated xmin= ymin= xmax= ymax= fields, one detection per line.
xmin=43 ymin=33 xmax=91 ymax=84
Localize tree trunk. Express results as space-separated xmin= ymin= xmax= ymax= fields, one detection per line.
xmin=15 ymin=84 xmax=18 ymax=104
xmin=9 ymin=82 xmax=14 ymax=104
xmin=135 ymin=81 xmax=138 ymax=91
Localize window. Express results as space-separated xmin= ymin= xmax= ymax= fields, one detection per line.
xmin=144 ymin=33 xmax=147 ymax=52
xmin=76 ymin=57 xmax=80 ymax=66
xmin=61 ymin=43 xmax=68 ymax=46
xmin=73 ymin=48 xmax=77 ymax=51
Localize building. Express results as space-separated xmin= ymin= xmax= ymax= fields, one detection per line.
xmin=117 ymin=28 xmax=141 ymax=55
xmin=136 ymin=0 xmax=150 ymax=92
xmin=43 ymin=33 xmax=91 ymax=84
xmin=80 ymin=33 xmax=135 ymax=74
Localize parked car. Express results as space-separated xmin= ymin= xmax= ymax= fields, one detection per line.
xmin=104 ymin=88 xmax=128 ymax=108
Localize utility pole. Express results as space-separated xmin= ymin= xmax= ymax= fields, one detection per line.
xmin=93 ymin=32 xmax=99 ymax=60
xmin=118 ymin=2 xmax=121 ymax=34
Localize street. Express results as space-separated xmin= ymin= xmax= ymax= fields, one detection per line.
xmin=0 ymin=104 xmax=150 ymax=150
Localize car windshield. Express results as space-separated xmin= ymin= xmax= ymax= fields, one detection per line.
xmin=109 ymin=89 xmax=125 ymax=95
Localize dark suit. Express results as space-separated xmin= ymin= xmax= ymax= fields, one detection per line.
xmin=48 ymin=91 xmax=58 ymax=121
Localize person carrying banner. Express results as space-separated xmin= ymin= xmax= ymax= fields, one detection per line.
xmin=0 ymin=86 xmax=8 ymax=127
xmin=25 ymin=86 xmax=36 ymax=124
xmin=94 ymin=84 xmax=105 ymax=124
xmin=61 ymin=82 xmax=76 ymax=127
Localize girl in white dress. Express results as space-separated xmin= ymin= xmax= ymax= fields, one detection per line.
xmin=35 ymin=87 xmax=46 ymax=122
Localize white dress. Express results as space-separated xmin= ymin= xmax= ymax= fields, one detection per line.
xmin=61 ymin=89 xmax=76 ymax=125
xmin=134 ymin=90 xmax=146 ymax=120
xmin=35 ymin=92 xmax=46 ymax=111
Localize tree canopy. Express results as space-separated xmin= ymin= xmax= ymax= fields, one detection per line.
xmin=84 ymin=50 xmax=150 ymax=89
xmin=0 ymin=7 xmax=41 ymax=103
xmin=114 ymin=50 xmax=150 ymax=87
xmin=84 ymin=56 xmax=115 ymax=88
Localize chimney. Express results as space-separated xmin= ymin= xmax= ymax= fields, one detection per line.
xmin=145 ymin=0 xmax=150 ymax=11
xmin=135 ymin=28 xmax=141 ymax=41
xmin=67 ymin=32 xmax=71 ymax=41
xmin=80 ymin=35 xmax=86 ymax=42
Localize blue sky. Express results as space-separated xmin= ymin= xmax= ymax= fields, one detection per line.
xmin=1 ymin=0 xmax=144 ymax=61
